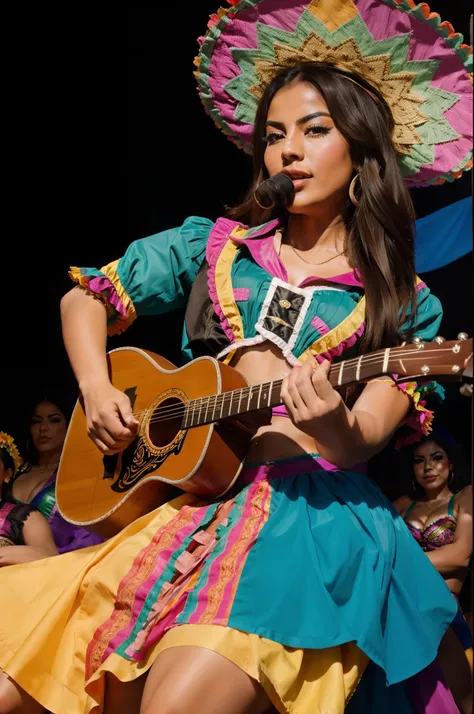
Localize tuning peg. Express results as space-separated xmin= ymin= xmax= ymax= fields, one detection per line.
xmin=457 ymin=332 xmax=469 ymax=341
xmin=412 ymin=336 xmax=424 ymax=348
xmin=433 ymin=336 xmax=445 ymax=344
xmin=460 ymin=384 xmax=473 ymax=397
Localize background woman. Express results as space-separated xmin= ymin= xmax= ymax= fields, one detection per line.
xmin=394 ymin=432 xmax=472 ymax=713
xmin=6 ymin=396 xmax=104 ymax=553
xmin=0 ymin=432 xmax=57 ymax=564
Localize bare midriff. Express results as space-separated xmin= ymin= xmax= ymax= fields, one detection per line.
xmin=230 ymin=341 xmax=322 ymax=464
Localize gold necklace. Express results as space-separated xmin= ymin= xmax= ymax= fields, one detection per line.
xmin=290 ymin=242 xmax=345 ymax=266
xmin=278 ymin=228 xmax=345 ymax=266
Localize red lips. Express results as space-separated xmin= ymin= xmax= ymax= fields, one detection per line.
xmin=281 ymin=168 xmax=312 ymax=180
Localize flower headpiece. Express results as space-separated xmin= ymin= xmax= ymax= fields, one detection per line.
xmin=195 ymin=0 xmax=472 ymax=187
xmin=0 ymin=432 xmax=21 ymax=475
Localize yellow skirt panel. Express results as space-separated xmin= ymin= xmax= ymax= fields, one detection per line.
xmin=0 ymin=492 xmax=367 ymax=713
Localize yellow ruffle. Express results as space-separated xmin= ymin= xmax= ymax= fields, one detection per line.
xmin=85 ymin=625 xmax=367 ymax=714
xmin=68 ymin=263 xmax=137 ymax=336
xmin=397 ymin=381 xmax=434 ymax=436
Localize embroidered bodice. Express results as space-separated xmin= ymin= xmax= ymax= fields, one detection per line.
xmin=69 ymin=214 xmax=444 ymax=442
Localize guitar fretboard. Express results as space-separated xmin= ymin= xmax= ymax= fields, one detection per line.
xmin=182 ymin=348 xmax=392 ymax=428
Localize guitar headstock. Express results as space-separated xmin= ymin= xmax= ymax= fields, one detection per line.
xmin=388 ymin=333 xmax=473 ymax=383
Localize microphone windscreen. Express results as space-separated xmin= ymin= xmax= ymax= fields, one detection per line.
xmin=254 ymin=173 xmax=295 ymax=209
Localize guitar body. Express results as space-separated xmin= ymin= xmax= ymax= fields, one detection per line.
xmin=56 ymin=337 xmax=472 ymax=538
xmin=56 ymin=348 xmax=249 ymax=538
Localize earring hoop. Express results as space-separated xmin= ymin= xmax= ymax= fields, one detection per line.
xmin=349 ymin=173 xmax=360 ymax=207
xmin=253 ymin=187 xmax=275 ymax=210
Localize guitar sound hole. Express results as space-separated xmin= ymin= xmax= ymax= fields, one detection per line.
xmin=148 ymin=398 xmax=184 ymax=447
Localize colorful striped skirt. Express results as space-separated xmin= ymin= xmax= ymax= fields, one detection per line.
xmin=0 ymin=454 xmax=457 ymax=713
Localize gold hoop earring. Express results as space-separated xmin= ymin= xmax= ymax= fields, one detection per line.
xmin=253 ymin=187 xmax=275 ymax=210
xmin=349 ymin=173 xmax=360 ymax=207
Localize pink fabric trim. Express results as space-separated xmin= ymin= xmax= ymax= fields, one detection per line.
xmin=229 ymin=222 xmax=361 ymax=287
xmin=87 ymin=275 xmax=128 ymax=319
xmin=394 ymin=382 xmax=435 ymax=450
xmin=188 ymin=480 xmax=271 ymax=625
xmin=314 ymin=320 xmax=366 ymax=364
xmin=310 ymin=316 xmax=330 ymax=335
xmin=405 ymin=657 xmax=460 ymax=714
xmin=104 ymin=504 xmax=209 ymax=661
xmin=271 ymin=404 xmax=290 ymax=418
xmin=416 ymin=280 xmax=427 ymax=293
xmin=206 ymin=218 xmax=245 ymax=343
xmin=241 ymin=454 xmax=368 ymax=484
xmin=0 ymin=501 xmax=16 ymax=533
xmin=233 ymin=287 xmax=250 ymax=301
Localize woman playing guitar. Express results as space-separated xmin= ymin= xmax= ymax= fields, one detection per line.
xmin=0 ymin=1 xmax=472 ymax=712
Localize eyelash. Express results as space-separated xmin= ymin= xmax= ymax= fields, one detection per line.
xmin=263 ymin=125 xmax=331 ymax=145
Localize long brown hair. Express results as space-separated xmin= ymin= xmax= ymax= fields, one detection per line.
xmin=228 ymin=63 xmax=418 ymax=352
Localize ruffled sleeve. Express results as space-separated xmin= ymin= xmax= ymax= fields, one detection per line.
xmin=69 ymin=216 xmax=214 ymax=335
xmin=394 ymin=281 xmax=445 ymax=448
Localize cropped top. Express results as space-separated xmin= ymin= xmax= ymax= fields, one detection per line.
xmin=69 ymin=215 xmax=445 ymax=444
xmin=404 ymin=494 xmax=457 ymax=551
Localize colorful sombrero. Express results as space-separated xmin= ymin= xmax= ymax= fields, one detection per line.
xmin=195 ymin=0 xmax=472 ymax=187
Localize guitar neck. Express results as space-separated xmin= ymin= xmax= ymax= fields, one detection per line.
xmin=182 ymin=349 xmax=393 ymax=428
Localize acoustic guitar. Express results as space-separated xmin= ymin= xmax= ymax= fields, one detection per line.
xmin=56 ymin=336 xmax=472 ymax=537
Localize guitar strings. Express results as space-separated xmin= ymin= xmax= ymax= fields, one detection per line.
xmin=133 ymin=345 xmax=466 ymax=423
xmin=133 ymin=345 xmax=467 ymax=425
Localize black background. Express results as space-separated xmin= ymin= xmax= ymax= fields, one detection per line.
xmin=1 ymin=3 xmax=472 ymax=455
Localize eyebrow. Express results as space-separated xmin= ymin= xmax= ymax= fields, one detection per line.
xmin=265 ymin=112 xmax=331 ymax=131
xmin=33 ymin=413 xmax=63 ymax=419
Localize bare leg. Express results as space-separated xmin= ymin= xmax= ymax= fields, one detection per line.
xmin=103 ymin=672 xmax=146 ymax=714
xmin=140 ymin=646 xmax=274 ymax=714
xmin=438 ymin=628 xmax=473 ymax=714
xmin=0 ymin=672 xmax=45 ymax=714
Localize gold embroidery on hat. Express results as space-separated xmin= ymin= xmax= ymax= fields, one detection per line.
xmin=251 ymin=34 xmax=427 ymax=153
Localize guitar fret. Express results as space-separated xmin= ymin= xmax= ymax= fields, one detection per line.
xmin=237 ymin=388 xmax=243 ymax=415
xmin=247 ymin=386 xmax=253 ymax=412
xmin=219 ymin=394 xmax=225 ymax=420
xmin=355 ymin=355 xmax=363 ymax=382
xmin=382 ymin=348 xmax=390 ymax=374
xmin=197 ymin=398 xmax=203 ymax=425
xmin=267 ymin=381 xmax=273 ymax=407
xmin=257 ymin=383 xmax=263 ymax=409
xmin=337 ymin=361 xmax=345 ymax=387
xmin=211 ymin=395 xmax=218 ymax=422
xmin=203 ymin=396 xmax=210 ymax=424
xmin=228 ymin=391 xmax=233 ymax=418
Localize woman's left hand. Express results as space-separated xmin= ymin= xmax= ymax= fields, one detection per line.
xmin=281 ymin=357 xmax=344 ymax=436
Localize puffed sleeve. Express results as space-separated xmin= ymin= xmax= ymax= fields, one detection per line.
xmin=394 ymin=280 xmax=445 ymax=447
xmin=69 ymin=216 xmax=214 ymax=335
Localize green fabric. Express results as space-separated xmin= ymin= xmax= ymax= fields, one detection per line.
xmin=115 ymin=216 xmax=213 ymax=317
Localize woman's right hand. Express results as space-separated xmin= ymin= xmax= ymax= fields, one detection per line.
xmin=82 ymin=382 xmax=139 ymax=454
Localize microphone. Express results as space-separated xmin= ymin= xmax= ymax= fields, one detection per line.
xmin=254 ymin=173 xmax=295 ymax=210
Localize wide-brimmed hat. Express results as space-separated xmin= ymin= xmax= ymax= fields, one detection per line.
xmin=195 ymin=0 xmax=472 ymax=187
